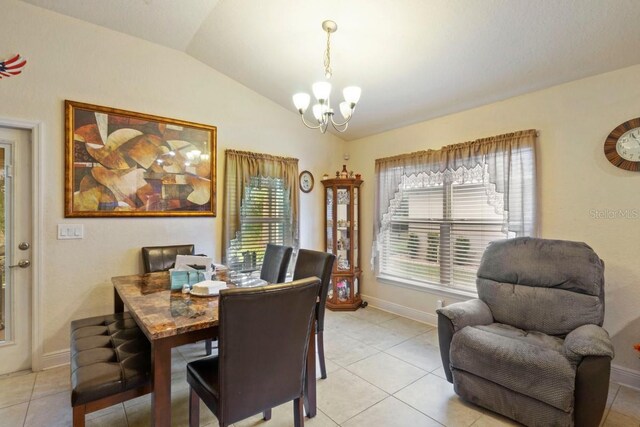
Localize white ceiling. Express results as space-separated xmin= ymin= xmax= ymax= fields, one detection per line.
xmin=20 ymin=0 xmax=640 ymax=140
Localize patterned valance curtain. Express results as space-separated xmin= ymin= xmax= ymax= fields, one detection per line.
xmin=222 ymin=150 xmax=299 ymax=263
xmin=373 ymin=130 xmax=537 ymax=264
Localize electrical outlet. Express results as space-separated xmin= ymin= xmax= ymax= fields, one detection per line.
xmin=436 ymin=299 xmax=444 ymax=309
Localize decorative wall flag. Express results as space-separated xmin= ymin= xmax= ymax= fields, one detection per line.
xmin=0 ymin=54 xmax=27 ymax=79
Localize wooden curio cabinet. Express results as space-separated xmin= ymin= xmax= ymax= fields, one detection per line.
xmin=322 ymin=178 xmax=364 ymax=310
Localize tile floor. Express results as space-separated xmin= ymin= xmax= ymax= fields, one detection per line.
xmin=0 ymin=307 xmax=639 ymax=427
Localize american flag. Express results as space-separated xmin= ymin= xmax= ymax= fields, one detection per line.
xmin=0 ymin=54 xmax=27 ymax=79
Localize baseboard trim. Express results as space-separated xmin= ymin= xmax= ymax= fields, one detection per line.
xmin=611 ymin=364 xmax=640 ymax=390
xmin=41 ymin=349 xmax=70 ymax=370
xmin=360 ymin=294 xmax=437 ymax=326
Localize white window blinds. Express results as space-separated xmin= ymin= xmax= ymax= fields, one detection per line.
xmin=227 ymin=176 xmax=292 ymax=272
xmin=378 ymin=168 xmax=510 ymax=292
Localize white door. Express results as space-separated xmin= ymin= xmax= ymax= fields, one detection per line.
xmin=0 ymin=127 xmax=32 ymax=375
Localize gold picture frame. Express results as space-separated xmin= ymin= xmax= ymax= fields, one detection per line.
xmin=65 ymin=100 xmax=216 ymax=217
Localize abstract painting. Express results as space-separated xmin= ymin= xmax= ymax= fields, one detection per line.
xmin=65 ymin=100 xmax=216 ymax=217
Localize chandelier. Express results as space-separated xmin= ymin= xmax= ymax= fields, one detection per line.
xmin=292 ymin=20 xmax=361 ymax=134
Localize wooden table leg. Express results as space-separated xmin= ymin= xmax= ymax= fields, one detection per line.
xmin=151 ymin=338 xmax=172 ymax=427
xmin=114 ymin=287 xmax=124 ymax=313
xmin=304 ymin=320 xmax=317 ymax=418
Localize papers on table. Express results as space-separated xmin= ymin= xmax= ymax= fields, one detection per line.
xmin=174 ymin=255 xmax=213 ymax=271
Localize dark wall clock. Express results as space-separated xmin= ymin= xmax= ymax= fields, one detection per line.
xmin=604 ymin=117 xmax=640 ymax=171
xmin=299 ymin=170 xmax=314 ymax=193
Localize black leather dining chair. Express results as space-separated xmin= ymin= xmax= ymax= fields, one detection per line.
xmin=141 ymin=244 xmax=195 ymax=273
xmin=292 ymin=249 xmax=336 ymax=379
xmin=186 ymin=277 xmax=321 ymax=427
xmin=259 ymin=243 xmax=293 ymax=283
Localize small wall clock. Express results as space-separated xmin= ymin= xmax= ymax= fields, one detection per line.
xmin=604 ymin=117 xmax=640 ymax=171
xmin=299 ymin=170 xmax=314 ymax=193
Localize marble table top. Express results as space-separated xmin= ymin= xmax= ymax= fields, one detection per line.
xmin=112 ymin=272 xmax=221 ymax=340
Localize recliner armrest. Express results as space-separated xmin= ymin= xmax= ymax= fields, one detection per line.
xmin=436 ymin=299 xmax=493 ymax=332
xmin=563 ymin=324 xmax=614 ymax=362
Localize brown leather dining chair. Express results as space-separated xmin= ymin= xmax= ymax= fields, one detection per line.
xmin=259 ymin=243 xmax=293 ymax=283
xmin=141 ymin=244 xmax=195 ymax=273
xmin=292 ymin=249 xmax=336 ymax=379
xmin=186 ymin=277 xmax=321 ymax=427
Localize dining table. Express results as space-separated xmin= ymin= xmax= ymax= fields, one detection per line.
xmin=112 ymin=271 xmax=317 ymax=427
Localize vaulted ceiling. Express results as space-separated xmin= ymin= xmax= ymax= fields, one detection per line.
xmin=20 ymin=0 xmax=640 ymax=140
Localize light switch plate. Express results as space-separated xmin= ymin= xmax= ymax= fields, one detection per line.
xmin=57 ymin=224 xmax=84 ymax=240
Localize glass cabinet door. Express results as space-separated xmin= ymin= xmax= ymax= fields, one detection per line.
xmin=353 ymin=187 xmax=359 ymax=268
xmin=326 ymin=187 xmax=333 ymax=253
xmin=336 ymin=188 xmax=351 ymax=271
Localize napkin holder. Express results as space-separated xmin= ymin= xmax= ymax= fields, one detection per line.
xmin=170 ymin=255 xmax=214 ymax=290
xmin=170 ymin=270 xmax=206 ymax=290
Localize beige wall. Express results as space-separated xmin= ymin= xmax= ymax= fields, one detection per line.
xmin=0 ymin=0 xmax=343 ymax=357
xmin=347 ymin=64 xmax=640 ymax=372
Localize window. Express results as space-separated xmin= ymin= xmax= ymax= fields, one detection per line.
xmin=227 ymin=176 xmax=292 ymax=271
xmin=378 ymin=166 xmax=510 ymax=293
xmin=222 ymin=150 xmax=299 ymax=272
xmin=373 ymin=130 xmax=537 ymax=295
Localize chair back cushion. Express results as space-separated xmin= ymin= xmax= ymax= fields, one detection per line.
xmin=260 ymin=244 xmax=293 ymax=283
xmin=293 ymin=249 xmax=336 ymax=331
xmin=218 ymin=277 xmax=320 ymax=423
xmin=477 ymin=237 xmax=604 ymax=335
xmin=141 ymin=244 xmax=195 ymax=273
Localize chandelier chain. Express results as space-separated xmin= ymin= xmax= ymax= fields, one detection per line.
xmin=323 ymin=28 xmax=332 ymax=79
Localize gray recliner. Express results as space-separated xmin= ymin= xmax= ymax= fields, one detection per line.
xmin=437 ymin=237 xmax=614 ymax=427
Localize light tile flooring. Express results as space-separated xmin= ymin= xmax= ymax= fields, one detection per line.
xmin=0 ymin=307 xmax=639 ymax=426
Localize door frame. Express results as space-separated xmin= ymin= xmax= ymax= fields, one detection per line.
xmin=0 ymin=117 xmax=43 ymax=371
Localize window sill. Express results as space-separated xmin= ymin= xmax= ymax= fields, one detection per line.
xmin=376 ymin=274 xmax=478 ymax=300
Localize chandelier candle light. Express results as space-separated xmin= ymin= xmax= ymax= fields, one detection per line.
xmin=292 ymin=20 xmax=361 ymax=133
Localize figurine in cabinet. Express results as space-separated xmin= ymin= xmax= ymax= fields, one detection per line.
xmin=336 ymin=280 xmax=349 ymax=302
xmin=337 ymin=255 xmax=350 ymax=270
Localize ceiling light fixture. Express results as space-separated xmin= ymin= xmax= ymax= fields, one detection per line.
xmin=292 ymin=20 xmax=361 ymax=134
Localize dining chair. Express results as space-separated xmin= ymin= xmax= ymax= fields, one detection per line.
xmin=292 ymin=249 xmax=336 ymax=379
xmin=141 ymin=244 xmax=215 ymax=355
xmin=141 ymin=244 xmax=195 ymax=273
xmin=186 ymin=277 xmax=321 ymax=427
xmin=259 ymin=243 xmax=293 ymax=283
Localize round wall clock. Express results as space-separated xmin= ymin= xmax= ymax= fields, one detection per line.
xmin=604 ymin=117 xmax=640 ymax=171
xmin=299 ymin=170 xmax=314 ymax=193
